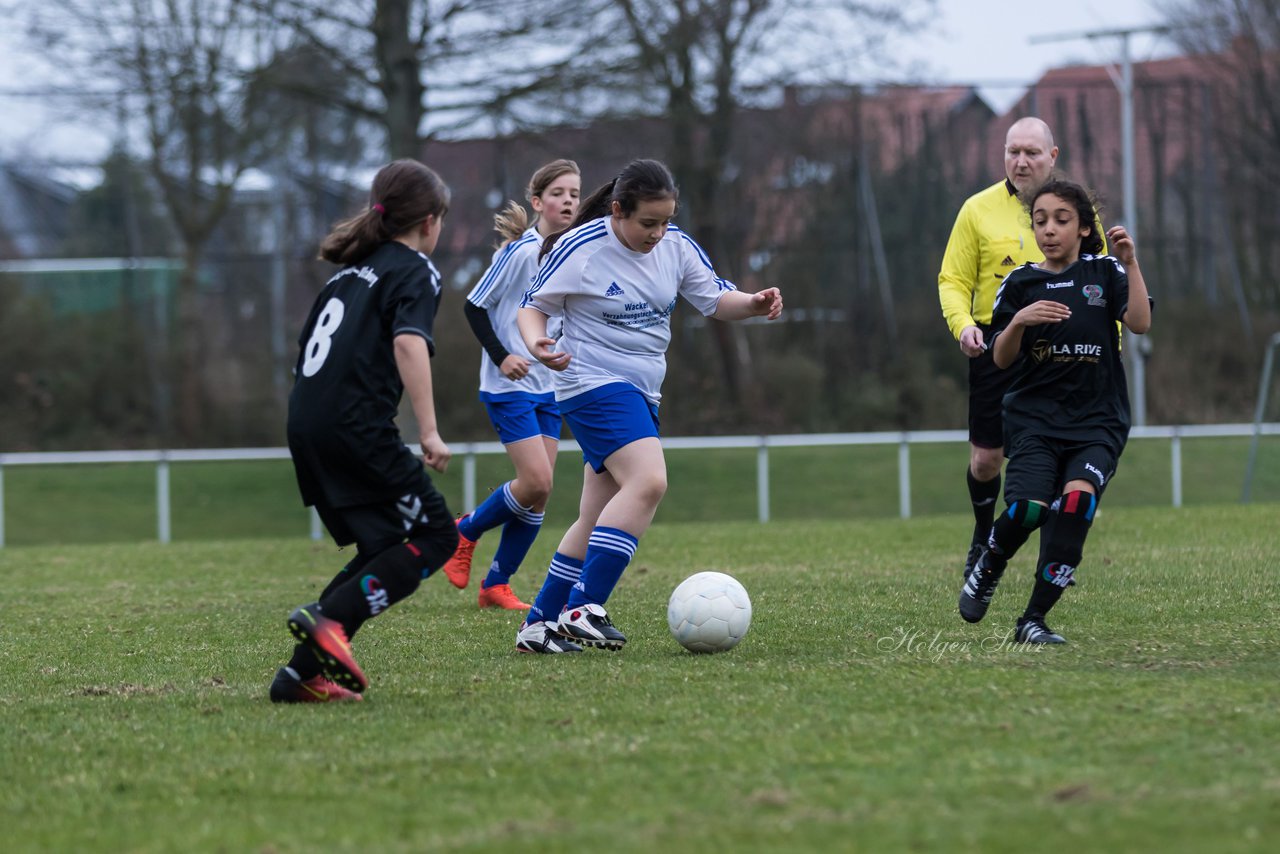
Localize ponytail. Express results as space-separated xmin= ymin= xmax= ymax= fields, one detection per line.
xmin=542 ymin=178 xmax=616 ymax=259
xmin=319 ymin=159 xmax=450 ymax=266
xmin=493 ymin=201 xmax=530 ymax=247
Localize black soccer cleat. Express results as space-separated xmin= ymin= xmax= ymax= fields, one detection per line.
xmin=1015 ymin=616 xmax=1067 ymax=644
xmin=963 ymin=543 xmax=984 ymax=579
xmin=958 ymin=549 xmax=1007 ymax=623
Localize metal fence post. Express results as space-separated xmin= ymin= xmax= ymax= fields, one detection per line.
xmin=0 ymin=463 xmax=5 ymax=548
xmin=464 ymin=449 xmax=477 ymax=514
xmin=757 ymin=438 xmax=770 ymax=523
xmin=898 ymin=436 xmax=911 ymax=519
xmin=157 ymin=454 xmax=171 ymax=544
xmin=1171 ymin=430 xmax=1183 ymax=508
xmin=1243 ymin=331 xmax=1280 ymax=502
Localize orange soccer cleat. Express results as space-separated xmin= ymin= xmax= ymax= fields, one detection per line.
xmin=478 ymin=582 xmax=531 ymax=610
xmin=269 ymin=667 xmax=364 ymax=703
xmin=287 ymin=603 xmax=369 ymax=693
xmin=441 ymin=516 xmax=477 ymax=589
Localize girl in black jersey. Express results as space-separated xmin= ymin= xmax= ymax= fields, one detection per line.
xmin=269 ymin=159 xmax=461 ymax=702
xmin=958 ymin=179 xmax=1151 ymax=644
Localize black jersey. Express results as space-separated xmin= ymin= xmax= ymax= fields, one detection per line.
xmin=287 ymin=241 xmax=443 ymax=507
xmin=989 ymin=254 xmax=1133 ymax=451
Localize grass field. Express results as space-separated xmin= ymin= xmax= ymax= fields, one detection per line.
xmin=2 ymin=435 xmax=1278 ymax=545
xmin=1 ymin=505 xmax=1277 ymax=852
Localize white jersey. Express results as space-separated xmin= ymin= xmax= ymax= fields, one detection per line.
xmin=465 ymin=227 xmax=555 ymax=398
xmin=521 ymin=216 xmax=736 ymax=405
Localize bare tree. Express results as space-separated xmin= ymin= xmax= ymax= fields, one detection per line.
xmin=555 ymin=0 xmax=929 ymax=413
xmin=251 ymin=0 xmax=581 ymax=158
xmin=1163 ymin=0 xmax=1280 ymax=305
xmin=25 ymin=0 xmax=283 ymax=441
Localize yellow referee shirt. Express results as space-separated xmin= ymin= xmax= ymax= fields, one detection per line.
xmin=938 ymin=179 xmax=1037 ymax=340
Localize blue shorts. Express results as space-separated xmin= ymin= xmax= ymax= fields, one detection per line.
xmin=483 ymin=394 xmax=562 ymax=445
xmin=561 ymin=384 xmax=660 ymax=474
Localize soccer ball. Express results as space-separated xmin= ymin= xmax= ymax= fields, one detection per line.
xmin=667 ymin=571 xmax=752 ymax=653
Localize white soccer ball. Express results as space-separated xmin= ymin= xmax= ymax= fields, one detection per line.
xmin=667 ymin=571 xmax=752 ymax=653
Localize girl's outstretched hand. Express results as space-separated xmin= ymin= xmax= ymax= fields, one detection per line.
xmin=750 ymin=287 xmax=784 ymax=320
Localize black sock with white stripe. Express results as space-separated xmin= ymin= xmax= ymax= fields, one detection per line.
xmin=967 ymin=467 xmax=1001 ymax=546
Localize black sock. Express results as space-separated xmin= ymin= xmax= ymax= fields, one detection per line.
xmin=286 ymin=646 xmax=324 ymax=681
xmin=1025 ymin=491 xmax=1096 ymax=619
xmin=967 ymin=467 xmax=1001 ymax=546
xmin=986 ymin=500 xmax=1047 ymax=571
xmin=319 ymin=552 xmax=374 ymax=601
xmin=319 ymin=542 xmax=429 ymax=637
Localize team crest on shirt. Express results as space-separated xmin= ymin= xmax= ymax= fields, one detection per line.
xmin=1082 ymin=284 xmax=1106 ymax=307
xmin=605 ymin=282 xmax=625 ymax=297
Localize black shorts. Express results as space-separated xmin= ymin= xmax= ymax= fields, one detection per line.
xmin=967 ymin=328 xmax=1014 ymax=449
xmin=315 ymin=485 xmax=454 ymax=556
xmin=1003 ymin=434 xmax=1119 ymax=504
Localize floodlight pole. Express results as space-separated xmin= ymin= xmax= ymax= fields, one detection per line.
xmin=1030 ymin=25 xmax=1170 ymax=427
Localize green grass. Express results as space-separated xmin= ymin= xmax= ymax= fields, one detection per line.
xmin=1 ymin=506 xmax=1277 ymax=852
xmin=3 ymin=436 xmax=1278 ymax=546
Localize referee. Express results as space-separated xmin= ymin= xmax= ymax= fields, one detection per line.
xmin=938 ymin=117 xmax=1058 ymax=577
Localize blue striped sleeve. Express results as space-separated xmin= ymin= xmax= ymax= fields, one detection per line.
xmin=671 ymin=225 xmax=737 ymax=292
xmin=522 ymin=221 xmax=607 ymax=306
xmin=467 ymin=234 xmax=537 ymax=307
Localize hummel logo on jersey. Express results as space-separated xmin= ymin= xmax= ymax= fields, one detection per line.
xmin=1001 ymin=255 xmax=1015 ymax=266
xmin=605 ymin=282 xmax=625 ymax=297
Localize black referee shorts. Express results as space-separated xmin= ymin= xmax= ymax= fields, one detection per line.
xmin=967 ymin=326 xmax=1014 ymax=450
xmin=315 ymin=485 xmax=455 ymax=557
xmin=1003 ymin=434 xmax=1119 ymax=504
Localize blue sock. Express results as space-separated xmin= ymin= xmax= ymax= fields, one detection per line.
xmin=484 ymin=504 xmax=545 ymax=589
xmin=459 ymin=481 xmax=520 ymax=541
xmin=528 ymin=552 xmax=583 ymax=625
xmin=566 ymin=527 xmax=638 ymax=608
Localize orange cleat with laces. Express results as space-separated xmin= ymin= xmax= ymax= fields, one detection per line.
xmin=441 ymin=516 xmax=477 ymax=589
xmin=478 ymin=582 xmax=531 ymax=610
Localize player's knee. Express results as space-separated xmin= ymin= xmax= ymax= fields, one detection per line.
xmin=638 ymin=469 xmax=668 ymax=505
xmin=969 ymin=447 xmax=1002 ymax=481
xmin=520 ymin=471 xmax=554 ymax=507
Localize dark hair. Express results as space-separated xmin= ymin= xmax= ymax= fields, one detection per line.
xmin=319 ymin=159 xmax=450 ymax=265
xmin=494 ymin=158 xmax=580 ymax=246
xmin=540 ymin=158 xmax=677 ymax=259
xmin=1027 ymin=178 xmax=1104 ymax=256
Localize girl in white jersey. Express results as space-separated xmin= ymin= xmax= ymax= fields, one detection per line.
xmin=512 ymin=159 xmax=783 ymax=653
xmin=439 ymin=160 xmax=581 ymax=611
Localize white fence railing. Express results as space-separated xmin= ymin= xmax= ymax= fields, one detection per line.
xmin=0 ymin=423 xmax=1277 ymax=547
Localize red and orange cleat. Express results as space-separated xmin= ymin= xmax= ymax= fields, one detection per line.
xmin=269 ymin=667 xmax=364 ymax=703
xmin=287 ymin=603 xmax=368 ymax=693
xmin=478 ymin=582 xmax=530 ymax=610
xmin=441 ymin=516 xmax=477 ymax=589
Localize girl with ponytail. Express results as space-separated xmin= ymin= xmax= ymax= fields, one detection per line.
xmin=439 ymin=159 xmax=582 ymax=611
xmin=512 ymin=158 xmax=784 ymax=654
xmin=270 ymin=159 xmax=459 ymax=703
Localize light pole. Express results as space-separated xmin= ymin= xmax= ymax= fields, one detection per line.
xmin=1029 ymin=25 xmax=1171 ymax=427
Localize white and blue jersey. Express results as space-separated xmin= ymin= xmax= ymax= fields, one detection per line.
xmin=466 ymin=227 xmax=556 ymax=400
xmin=521 ymin=216 xmax=735 ymax=407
